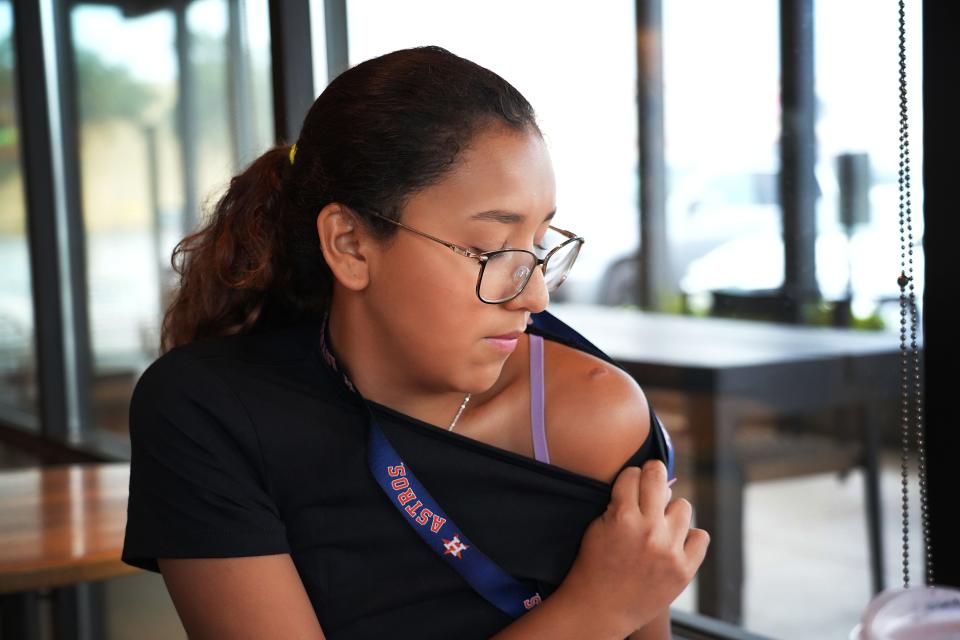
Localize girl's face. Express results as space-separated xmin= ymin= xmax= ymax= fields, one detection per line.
xmin=364 ymin=124 xmax=558 ymax=395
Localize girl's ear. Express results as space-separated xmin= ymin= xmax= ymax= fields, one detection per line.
xmin=317 ymin=204 xmax=372 ymax=291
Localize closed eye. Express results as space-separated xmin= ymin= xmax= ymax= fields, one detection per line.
xmin=470 ymin=238 xmax=511 ymax=253
xmin=473 ymin=228 xmax=551 ymax=254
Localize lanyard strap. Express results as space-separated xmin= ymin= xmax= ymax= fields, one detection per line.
xmin=365 ymin=409 xmax=542 ymax=618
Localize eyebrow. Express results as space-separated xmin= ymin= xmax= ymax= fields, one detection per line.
xmin=470 ymin=208 xmax=557 ymax=224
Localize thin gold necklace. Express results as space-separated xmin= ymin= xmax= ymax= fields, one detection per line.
xmin=448 ymin=393 xmax=472 ymax=431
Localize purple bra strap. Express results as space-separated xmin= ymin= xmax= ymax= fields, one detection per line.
xmin=529 ymin=333 xmax=550 ymax=464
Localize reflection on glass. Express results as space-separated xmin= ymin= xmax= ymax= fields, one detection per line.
xmin=0 ymin=0 xmax=39 ymax=423
xmin=70 ymin=0 xmax=273 ymax=435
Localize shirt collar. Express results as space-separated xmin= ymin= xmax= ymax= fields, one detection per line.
xmin=318 ymin=310 xmax=358 ymax=395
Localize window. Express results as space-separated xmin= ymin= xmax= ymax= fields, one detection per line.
xmin=3 ymin=1 xmax=934 ymax=635
xmin=70 ymin=0 xmax=273 ymax=437
xmin=340 ymin=1 xmax=925 ymax=636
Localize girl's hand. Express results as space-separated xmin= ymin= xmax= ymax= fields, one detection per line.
xmin=557 ymin=459 xmax=709 ymax=634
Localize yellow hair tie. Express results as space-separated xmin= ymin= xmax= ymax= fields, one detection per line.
xmin=289 ymin=143 xmax=298 ymax=165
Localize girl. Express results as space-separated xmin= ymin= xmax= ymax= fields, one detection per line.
xmin=122 ymin=45 xmax=708 ymax=639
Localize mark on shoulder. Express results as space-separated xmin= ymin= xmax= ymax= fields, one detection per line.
xmin=541 ymin=338 xmax=652 ymax=484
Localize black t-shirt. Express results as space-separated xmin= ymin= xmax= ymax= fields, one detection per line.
xmin=121 ymin=311 xmax=673 ymax=639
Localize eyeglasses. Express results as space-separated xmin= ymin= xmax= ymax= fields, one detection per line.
xmin=365 ymin=211 xmax=584 ymax=304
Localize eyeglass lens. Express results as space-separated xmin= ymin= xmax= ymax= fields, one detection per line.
xmin=543 ymin=240 xmax=580 ymax=290
xmin=478 ymin=239 xmax=581 ymax=303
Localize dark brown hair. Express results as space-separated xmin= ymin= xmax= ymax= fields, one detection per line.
xmin=161 ymin=45 xmax=541 ymax=354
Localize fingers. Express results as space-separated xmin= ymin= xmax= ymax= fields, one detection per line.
xmin=610 ymin=465 xmax=641 ymax=510
xmin=637 ymin=459 xmax=669 ymax=516
xmin=683 ymin=528 xmax=711 ymax=570
xmin=610 ymin=462 xmax=710 ymax=580
xmin=664 ymin=497 xmax=693 ymax=544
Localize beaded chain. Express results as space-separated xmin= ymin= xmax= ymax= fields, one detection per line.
xmin=895 ymin=0 xmax=930 ymax=589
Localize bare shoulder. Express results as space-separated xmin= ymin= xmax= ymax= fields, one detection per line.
xmin=158 ymin=554 xmax=325 ymax=639
xmin=540 ymin=336 xmax=652 ymax=484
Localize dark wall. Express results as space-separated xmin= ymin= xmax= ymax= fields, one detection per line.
xmin=922 ymin=0 xmax=960 ymax=590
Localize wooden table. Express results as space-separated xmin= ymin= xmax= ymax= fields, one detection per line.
xmin=549 ymin=303 xmax=903 ymax=626
xmin=0 ymin=462 xmax=135 ymax=639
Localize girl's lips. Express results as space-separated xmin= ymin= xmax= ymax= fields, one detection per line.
xmin=487 ymin=330 xmax=522 ymax=340
xmin=484 ymin=336 xmax=519 ymax=353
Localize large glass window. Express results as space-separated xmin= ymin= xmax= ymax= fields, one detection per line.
xmin=342 ymin=2 xmax=923 ymax=637
xmin=70 ymin=0 xmax=273 ymax=437
xmin=664 ymin=2 xmax=923 ymax=637
xmin=658 ymin=1 xmax=923 ymax=637
xmin=0 ymin=0 xmax=37 ymax=424
xmin=663 ymin=1 xmax=782 ymax=301
xmin=0 ymin=0 xmax=935 ymax=636
xmin=812 ymin=0 xmax=924 ymax=329
xmin=668 ymin=1 xmax=923 ymax=330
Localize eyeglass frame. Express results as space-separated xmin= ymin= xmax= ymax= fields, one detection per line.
xmin=359 ymin=209 xmax=585 ymax=304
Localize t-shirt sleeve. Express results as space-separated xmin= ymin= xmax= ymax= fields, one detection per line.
xmin=121 ymin=347 xmax=290 ymax=573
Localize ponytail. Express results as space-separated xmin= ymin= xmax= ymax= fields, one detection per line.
xmin=160 ymin=145 xmax=326 ymax=354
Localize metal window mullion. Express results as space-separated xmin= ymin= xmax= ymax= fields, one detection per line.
xmin=12 ymin=0 xmax=94 ymax=442
xmin=779 ymin=0 xmax=819 ymax=320
xmin=227 ymin=0 xmax=257 ymax=170
xmin=269 ymin=0 xmax=316 ymax=143
xmin=175 ymin=4 xmax=200 ymax=235
xmin=323 ymin=0 xmax=348 ymax=83
xmin=51 ymin=0 xmax=94 ymax=443
xmin=635 ymin=0 xmax=671 ymax=310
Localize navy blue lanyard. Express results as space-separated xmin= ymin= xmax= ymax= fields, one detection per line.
xmin=365 ymin=405 xmax=543 ymax=618
xmin=319 ymin=313 xmax=541 ymax=618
